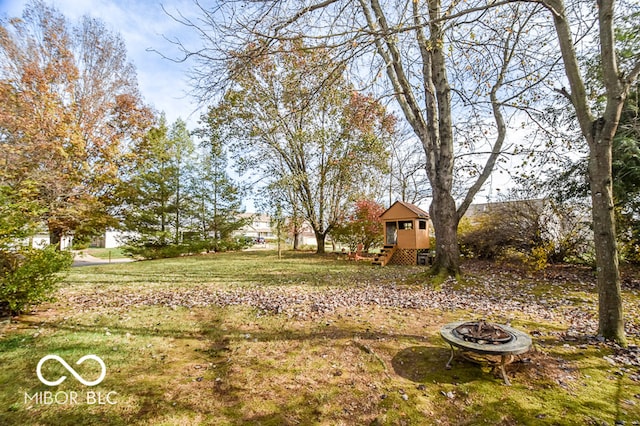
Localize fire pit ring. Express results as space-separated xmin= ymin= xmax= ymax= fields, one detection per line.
xmin=440 ymin=321 xmax=532 ymax=385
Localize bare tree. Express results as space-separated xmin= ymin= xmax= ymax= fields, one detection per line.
xmin=387 ymin=124 xmax=432 ymax=206
xmin=167 ymin=0 xmax=547 ymax=276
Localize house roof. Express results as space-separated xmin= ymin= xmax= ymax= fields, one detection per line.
xmin=464 ymin=199 xmax=545 ymax=218
xmin=379 ymin=200 xmax=430 ymax=220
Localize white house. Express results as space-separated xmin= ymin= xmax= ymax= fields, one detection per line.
xmin=90 ymin=230 xmax=139 ymax=248
xmin=27 ymin=232 xmax=73 ymax=250
xmin=236 ymin=214 xmax=275 ymax=240
xmin=235 ymin=213 xmax=319 ymax=247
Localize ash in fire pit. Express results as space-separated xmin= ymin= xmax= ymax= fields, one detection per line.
xmin=453 ymin=320 xmax=513 ymax=345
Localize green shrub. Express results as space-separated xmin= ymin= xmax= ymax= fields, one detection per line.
xmin=123 ymin=237 xmax=254 ymax=260
xmin=214 ymin=237 xmax=253 ymax=252
xmin=123 ymin=243 xmax=186 ymax=260
xmin=458 ymin=214 xmax=510 ymax=259
xmin=0 ymin=246 xmax=73 ymax=315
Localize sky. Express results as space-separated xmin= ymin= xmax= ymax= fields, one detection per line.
xmin=0 ymin=0 xmax=204 ymax=126
xmin=0 ymin=0 xmax=520 ymax=207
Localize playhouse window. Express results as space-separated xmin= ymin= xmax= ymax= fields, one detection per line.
xmin=399 ymin=220 xmax=413 ymax=230
xmin=418 ymin=220 xmax=427 ymax=230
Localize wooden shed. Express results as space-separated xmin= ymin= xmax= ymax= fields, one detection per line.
xmin=373 ymin=201 xmax=432 ymax=266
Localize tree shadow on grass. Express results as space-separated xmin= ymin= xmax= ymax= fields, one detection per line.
xmin=391 ymin=345 xmax=488 ymax=384
xmin=8 ymin=305 xmax=637 ymax=425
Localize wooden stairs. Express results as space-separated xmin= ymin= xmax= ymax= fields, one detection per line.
xmin=372 ymin=245 xmax=396 ymax=266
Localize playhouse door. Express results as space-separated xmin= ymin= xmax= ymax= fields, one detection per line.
xmin=385 ymin=222 xmax=397 ymax=245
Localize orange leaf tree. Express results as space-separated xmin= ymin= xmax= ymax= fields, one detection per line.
xmin=331 ymin=199 xmax=385 ymax=252
xmin=0 ymin=2 xmax=152 ymax=247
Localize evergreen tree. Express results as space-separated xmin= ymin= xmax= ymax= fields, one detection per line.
xmin=121 ymin=115 xmax=197 ymax=257
xmin=193 ymin=117 xmax=248 ymax=250
xmin=122 ymin=115 xmax=173 ymax=246
xmin=168 ymin=118 xmax=197 ymax=244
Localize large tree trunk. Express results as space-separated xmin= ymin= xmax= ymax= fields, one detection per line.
xmin=424 ymin=0 xmax=460 ymax=278
xmin=429 ymin=191 xmax=461 ymax=277
xmin=314 ymin=230 xmax=326 ymax=254
xmin=545 ymin=0 xmax=632 ymax=344
xmin=589 ymin=124 xmax=625 ymax=343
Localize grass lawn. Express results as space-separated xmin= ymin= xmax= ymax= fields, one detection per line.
xmin=82 ymin=248 xmax=129 ymax=260
xmin=1 ymin=250 xmax=639 ymax=425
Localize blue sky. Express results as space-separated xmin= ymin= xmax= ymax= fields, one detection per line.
xmin=0 ymin=0 xmax=203 ymax=126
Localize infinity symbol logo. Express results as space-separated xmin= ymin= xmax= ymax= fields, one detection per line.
xmin=36 ymin=355 xmax=106 ymax=387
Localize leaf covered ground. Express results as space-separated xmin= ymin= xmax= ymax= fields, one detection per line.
xmin=1 ymin=251 xmax=639 ymax=425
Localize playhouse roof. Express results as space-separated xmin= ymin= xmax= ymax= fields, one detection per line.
xmin=379 ymin=201 xmax=430 ymax=220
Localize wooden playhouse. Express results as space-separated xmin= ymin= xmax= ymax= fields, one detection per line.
xmin=373 ymin=201 xmax=432 ymax=266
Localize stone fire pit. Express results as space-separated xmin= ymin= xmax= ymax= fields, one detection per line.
xmin=440 ymin=320 xmax=533 ymax=385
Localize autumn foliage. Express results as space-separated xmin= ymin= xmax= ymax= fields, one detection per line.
xmin=331 ymin=199 xmax=385 ymax=252
xmin=0 ymin=1 xmax=152 ymax=246
xmin=213 ymin=42 xmax=392 ymax=253
xmin=0 ymin=2 xmax=150 ymax=312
